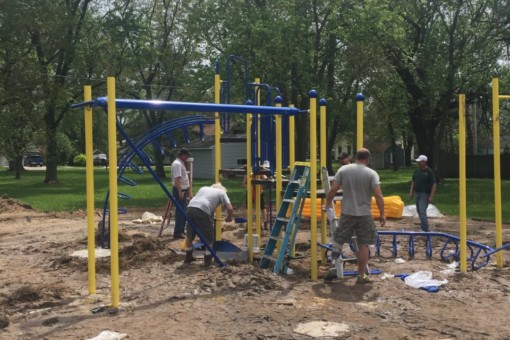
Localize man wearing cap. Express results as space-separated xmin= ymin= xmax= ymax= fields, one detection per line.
xmin=338 ymin=152 xmax=351 ymax=166
xmin=171 ymin=148 xmax=191 ymax=239
xmin=410 ymin=155 xmax=436 ymax=232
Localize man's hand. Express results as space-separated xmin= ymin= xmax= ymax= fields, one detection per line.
xmin=380 ymin=215 xmax=386 ymax=228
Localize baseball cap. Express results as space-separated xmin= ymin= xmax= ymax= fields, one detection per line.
xmin=177 ymin=148 xmax=191 ymax=156
xmin=338 ymin=152 xmax=349 ymax=160
xmin=415 ymin=155 xmax=427 ymax=162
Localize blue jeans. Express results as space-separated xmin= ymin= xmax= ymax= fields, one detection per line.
xmin=415 ymin=192 xmax=429 ymax=231
xmin=172 ymin=186 xmax=188 ymax=236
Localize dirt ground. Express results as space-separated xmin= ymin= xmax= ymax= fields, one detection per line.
xmin=1 ymin=195 xmax=510 ymax=340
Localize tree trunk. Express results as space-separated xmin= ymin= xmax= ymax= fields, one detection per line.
xmin=44 ymin=114 xmax=59 ymax=184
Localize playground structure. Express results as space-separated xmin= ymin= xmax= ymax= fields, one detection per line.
xmin=74 ymin=53 xmax=510 ymax=308
xmin=73 ymin=56 xmax=325 ymax=307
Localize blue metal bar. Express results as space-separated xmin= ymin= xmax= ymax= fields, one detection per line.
xmin=71 ymin=97 xmax=305 ymax=116
xmin=326 ymin=231 xmax=495 ymax=271
xmin=481 ymin=243 xmax=510 ymax=258
xmin=115 ymin=119 xmax=226 ymax=267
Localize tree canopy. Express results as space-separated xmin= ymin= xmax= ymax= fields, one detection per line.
xmin=1 ymin=0 xmax=509 ymax=180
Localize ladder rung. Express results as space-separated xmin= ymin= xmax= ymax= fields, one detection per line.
xmin=276 ymin=217 xmax=290 ymax=223
xmin=289 ymin=180 xmax=300 ymax=184
xmin=262 ymin=255 xmax=276 ymax=261
xmin=283 ymin=198 xmax=295 ymax=203
xmin=268 ymin=235 xmax=282 ymax=242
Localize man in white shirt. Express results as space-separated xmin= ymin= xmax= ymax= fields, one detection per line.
xmin=182 ymin=183 xmax=234 ymax=266
xmin=171 ymin=148 xmax=191 ymax=239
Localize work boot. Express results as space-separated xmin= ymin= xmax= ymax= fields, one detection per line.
xmin=184 ymin=250 xmax=195 ymax=263
xmin=204 ymin=254 xmax=213 ymax=267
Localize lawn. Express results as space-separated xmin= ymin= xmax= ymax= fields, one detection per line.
xmin=1 ymin=166 xmax=510 ymax=222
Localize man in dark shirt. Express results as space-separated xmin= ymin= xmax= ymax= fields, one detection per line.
xmin=409 ymin=155 xmax=436 ymax=232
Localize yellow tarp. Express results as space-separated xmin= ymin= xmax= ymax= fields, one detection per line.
xmin=297 ymin=195 xmax=404 ymax=219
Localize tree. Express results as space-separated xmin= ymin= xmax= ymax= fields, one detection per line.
xmin=0 ymin=0 xmax=43 ymax=178
xmin=27 ymin=0 xmax=94 ymax=183
xmin=349 ymin=0 xmax=505 ymax=171
xmin=101 ymin=0 xmax=204 ymax=177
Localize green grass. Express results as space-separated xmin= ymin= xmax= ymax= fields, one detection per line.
xmin=1 ymin=166 xmax=510 ymax=222
xmin=0 ymin=167 xmax=246 ymax=212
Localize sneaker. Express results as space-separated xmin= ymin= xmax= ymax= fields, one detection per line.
xmin=356 ymin=275 xmax=372 ymax=284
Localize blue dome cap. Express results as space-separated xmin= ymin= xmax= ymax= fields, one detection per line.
xmin=355 ymin=93 xmax=365 ymax=101
xmin=309 ymin=90 xmax=318 ymax=98
xmin=319 ymin=98 xmax=327 ymax=106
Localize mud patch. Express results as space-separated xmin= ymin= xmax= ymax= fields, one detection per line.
xmin=1 ymin=284 xmax=69 ymax=314
xmin=52 ymin=234 xmax=179 ymax=273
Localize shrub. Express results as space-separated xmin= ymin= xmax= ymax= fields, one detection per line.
xmin=73 ymin=154 xmax=87 ymax=166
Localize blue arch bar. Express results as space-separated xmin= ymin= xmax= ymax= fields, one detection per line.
xmin=71 ymin=98 xmax=305 ymax=116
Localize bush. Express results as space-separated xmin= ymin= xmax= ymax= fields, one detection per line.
xmin=73 ymin=154 xmax=87 ymax=166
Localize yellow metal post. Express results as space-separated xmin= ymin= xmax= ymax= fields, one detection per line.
xmin=246 ymin=114 xmax=254 ymax=262
xmin=215 ymin=72 xmax=222 ymax=241
xmin=458 ymin=94 xmax=467 ymax=273
xmin=309 ymin=90 xmax=318 ymax=281
xmin=319 ymin=99 xmax=327 ymax=264
xmin=107 ymin=77 xmax=119 ymax=307
xmin=275 ymin=98 xmax=283 ymax=209
xmin=84 ymin=85 xmax=96 ymax=294
xmin=493 ymin=78 xmax=506 ymax=268
xmin=356 ymin=93 xmax=365 ymax=150
xmin=255 ymin=78 xmax=261 ymax=237
xmin=289 ymin=105 xmax=295 ymax=171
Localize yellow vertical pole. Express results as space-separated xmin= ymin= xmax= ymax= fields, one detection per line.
xmin=214 ymin=72 xmax=222 ymax=241
xmin=309 ymin=90 xmax=318 ymax=281
xmin=319 ymin=99 xmax=327 ymax=264
xmin=289 ymin=105 xmax=295 ymax=171
xmin=246 ymin=114 xmax=254 ymax=262
xmin=84 ymin=85 xmax=96 ymax=294
xmin=492 ymin=78 xmax=503 ymax=268
xmin=255 ymin=78 xmax=261 ymax=237
xmin=356 ymin=93 xmax=365 ymax=150
xmin=107 ymin=77 xmax=119 ymax=307
xmin=458 ymin=94 xmax=467 ymax=273
xmin=275 ymin=97 xmax=283 ymax=209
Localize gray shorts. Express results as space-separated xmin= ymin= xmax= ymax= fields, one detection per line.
xmin=332 ymin=214 xmax=377 ymax=245
xmin=185 ymin=207 xmax=215 ymax=244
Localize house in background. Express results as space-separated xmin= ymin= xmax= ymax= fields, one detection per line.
xmin=0 ymin=155 xmax=8 ymax=167
xmin=177 ymin=135 xmax=246 ymax=179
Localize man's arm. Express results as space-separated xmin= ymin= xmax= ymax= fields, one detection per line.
xmin=324 ymin=181 xmax=340 ymax=208
xmin=373 ymin=185 xmax=386 ymax=227
xmin=174 ymin=177 xmax=184 ymax=200
xmin=409 ymin=180 xmax=414 ymax=198
xmin=429 ymin=183 xmax=436 ymax=203
xmin=225 ymin=204 xmax=233 ymax=222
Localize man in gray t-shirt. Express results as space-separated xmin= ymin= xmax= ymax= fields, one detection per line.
xmin=182 ymin=183 xmax=233 ymax=267
xmin=324 ymin=148 xmax=386 ymax=284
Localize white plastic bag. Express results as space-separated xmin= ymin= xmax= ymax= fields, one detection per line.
xmin=87 ymin=330 xmax=127 ymax=340
xmin=404 ymin=271 xmax=448 ymax=289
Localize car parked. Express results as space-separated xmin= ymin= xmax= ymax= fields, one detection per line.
xmin=23 ymin=154 xmax=45 ymax=167
xmin=93 ymin=152 xmax=108 ymax=166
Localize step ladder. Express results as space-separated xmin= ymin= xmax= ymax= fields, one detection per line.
xmin=259 ymin=162 xmax=311 ymax=274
